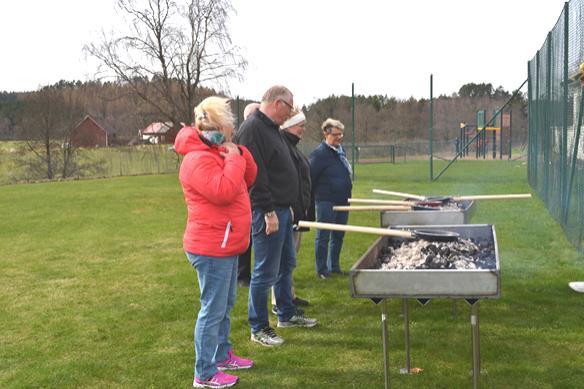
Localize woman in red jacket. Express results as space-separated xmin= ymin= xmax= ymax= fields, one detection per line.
xmin=174 ymin=96 xmax=258 ymax=388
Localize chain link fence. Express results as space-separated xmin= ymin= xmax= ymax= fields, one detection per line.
xmin=528 ymin=0 xmax=584 ymax=252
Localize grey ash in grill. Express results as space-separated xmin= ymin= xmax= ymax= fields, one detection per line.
xmin=435 ymin=201 xmax=464 ymax=210
xmin=377 ymin=238 xmax=496 ymax=270
xmin=407 ymin=198 xmax=467 ymax=211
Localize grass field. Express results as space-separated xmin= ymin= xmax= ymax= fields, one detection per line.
xmin=1 ymin=160 xmax=583 ymax=388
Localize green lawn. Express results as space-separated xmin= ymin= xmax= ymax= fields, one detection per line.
xmin=1 ymin=160 xmax=583 ymax=388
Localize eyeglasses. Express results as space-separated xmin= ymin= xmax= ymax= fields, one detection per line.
xmin=329 ymin=132 xmax=344 ymax=138
xmin=279 ymin=99 xmax=294 ymax=111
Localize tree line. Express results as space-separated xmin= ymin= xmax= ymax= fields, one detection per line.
xmin=0 ymin=0 xmax=528 ymax=182
xmin=0 ymin=81 xmax=527 ymax=145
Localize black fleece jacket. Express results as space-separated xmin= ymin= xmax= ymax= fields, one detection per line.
xmin=235 ymin=110 xmax=298 ymax=212
xmin=282 ymin=131 xmax=312 ymax=224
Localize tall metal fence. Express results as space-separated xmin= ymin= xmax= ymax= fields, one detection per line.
xmin=2 ymin=138 xmax=475 ymax=186
xmin=528 ymin=0 xmax=584 ymax=252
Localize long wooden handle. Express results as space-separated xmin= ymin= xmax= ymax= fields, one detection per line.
xmin=453 ymin=194 xmax=532 ymax=201
xmin=298 ymin=221 xmax=413 ymax=238
xmin=349 ymin=198 xmax=415 ymax=206
xmin=333 ymin=205 xmax=412 ymax=211
xmin=372 ymin=189 xmax=426 ymax=201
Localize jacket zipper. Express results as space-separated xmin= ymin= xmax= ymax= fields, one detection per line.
xmin=221 ymin=220 xmax=232 ymax=248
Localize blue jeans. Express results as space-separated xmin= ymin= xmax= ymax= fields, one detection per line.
xmin=315 ymin=201 xmax=349 ymax=275
xmin=186 ymin=252 xmax=237 ymax=381
xmin=248 ymin=207 xmax=297 ymax=332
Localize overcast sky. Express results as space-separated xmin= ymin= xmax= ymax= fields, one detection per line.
xmin=0 ymin=0 xmax=569 ymax=106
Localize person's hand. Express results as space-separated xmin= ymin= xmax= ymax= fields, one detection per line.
xmin=265 ymin=212 xmax=279 ymax=235
xmin=219 ymin=142 xmax=239 ymax=158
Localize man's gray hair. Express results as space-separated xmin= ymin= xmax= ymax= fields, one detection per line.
xmin=262 ymin=85 xmax=292 ymax=103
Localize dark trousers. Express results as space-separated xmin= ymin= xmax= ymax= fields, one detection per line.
xmin=237 ymin=233 xmax=252 ymax=283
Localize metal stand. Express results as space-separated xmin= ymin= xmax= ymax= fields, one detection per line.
xmin=471 ymin=302 xmax=480 ymax=389
xmin=400 ymin=298 xmax=411 ymax=374
xmin=378 ymin=298 xmax=483 ymax=388
xmin=381 ymin=299 xmax=390 ymax=389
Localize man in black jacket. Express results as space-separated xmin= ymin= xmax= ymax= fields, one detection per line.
xmin=237 ymin=86 xmax=317 ymax=347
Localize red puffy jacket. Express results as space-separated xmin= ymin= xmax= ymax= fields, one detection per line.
xmin=174 ymin=126 xmax=257 ymax=257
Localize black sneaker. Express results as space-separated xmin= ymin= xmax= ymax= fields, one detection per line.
xmin=277 ymin=313 xmax=317 ymax=328
xmin=272 ymin=306 xmax=304 ymax=316
xmin=293 ymin=297 xmax=310 ymax=306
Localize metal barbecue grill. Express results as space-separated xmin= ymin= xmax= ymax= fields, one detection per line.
xmin=349 ymin=224 xmax=500 ymax=388
xmin=380 ymin=199 xmax=475 ymax=227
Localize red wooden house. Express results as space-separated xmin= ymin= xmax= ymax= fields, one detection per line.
xmin=71 ymin=116 xmax=117 ymax=148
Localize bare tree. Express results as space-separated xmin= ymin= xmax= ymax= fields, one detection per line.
xmin=19 ymin=85 xmax=85 ymax=180
xmin=85 ymin=0 xmax=246 ymax=127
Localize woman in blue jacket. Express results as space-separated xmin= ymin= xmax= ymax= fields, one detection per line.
xmin=309 ymin=118 xmax=352 ymax=279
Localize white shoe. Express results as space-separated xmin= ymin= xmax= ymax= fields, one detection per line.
xmin=251 ymin=326 xmax=284 ymax=346
xmin=568 ymin=281 xmax=584 ymax=293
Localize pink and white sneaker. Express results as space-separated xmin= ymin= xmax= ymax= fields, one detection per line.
xmin=193 ymin=371 xmax=238 ymax=388
xmin=217 ymin=350 xmax=254 ymax=371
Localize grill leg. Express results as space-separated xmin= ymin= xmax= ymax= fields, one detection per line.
xmin=471 ymin=302 xmax=480 ymax=389
xmin=381 ymin=299 xmax=390 ymax=388
xmin=401 ymin=298 xmax=411 ymax=374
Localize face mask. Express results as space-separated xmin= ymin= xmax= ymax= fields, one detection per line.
xmin=201 ymin=130 xmax=225 ymax=145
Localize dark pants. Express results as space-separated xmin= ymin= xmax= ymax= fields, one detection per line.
xmin=237 ymin=236 xmax=252 ymax=283
xmin=315 ymin=200 xmax=349 ymax=275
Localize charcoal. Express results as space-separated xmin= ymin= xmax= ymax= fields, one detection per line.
xmin=424 ymin=254 xmax=435 ymax=265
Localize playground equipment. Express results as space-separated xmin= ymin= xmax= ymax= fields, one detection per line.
xmin=457 ymin=109 xmax=513 ymax=159
xmin=429 ymin=75 xmax=527 ymax=181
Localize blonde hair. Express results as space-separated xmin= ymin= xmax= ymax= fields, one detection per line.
xmin=321 ymin=118 xmax=345 ymax=133
xmin=194 ymin=96 xmax=234 ymax=131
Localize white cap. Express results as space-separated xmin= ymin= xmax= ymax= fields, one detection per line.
xmin=281 ymin=112 xmax=306 ymax=130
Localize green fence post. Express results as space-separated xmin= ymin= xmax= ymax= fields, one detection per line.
xmin=351 ymin=82 xmax=355 ymax=181
xmin=429 ymin=74 xmax=433 ymax=181
xmin=561 ymin=3 xmax=569 ymax=218
xmin=499 ymin=109 xmax=503 ymax=159
xmin=544 ymin=33 xmax=552 ymax=202
xmin=509 ymin=110 xmax=513 ymax=160
xmin=527 ymin=62 xmax=531 ymax=177
xmin=483 ymin=129 xmax=487 ymax=159
xmin=492 ymin=109 xmax=497 ymax=159
xmin=534 ymin=50 xmax=540 ymax=186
